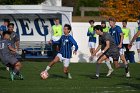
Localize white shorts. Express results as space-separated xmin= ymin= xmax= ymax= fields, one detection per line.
xmin=57 ymin=53 xmax=70 ymax=67
xmin=136 ymin=41 xmax=140 ymax=49
xmin=123 ymin=39 xmax=130 ymax=44
xmin=119 ymin=48 xmax=124 ymax=55
xmin=88 ymin=42 xmax=96 ymax=49
xmin=52 ymin=36 xmax=61 ymax=41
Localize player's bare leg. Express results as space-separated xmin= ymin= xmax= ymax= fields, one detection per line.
xmin=89 ymin=48 xmax=95 ymax=62
xmin=113 ymin=59 xmax=130 ymax=78
xmin=45 ymin=56 xmax=60 ymax=72
xmin=90 ymin=48 xmax=96 ymax=62
xmin=120 ymin=54 xmax=130 ymax=77
xmin=63 ymin=67 xmax=72 ymax=79
xmin=10 ymin=62 xmax=23 ymax=81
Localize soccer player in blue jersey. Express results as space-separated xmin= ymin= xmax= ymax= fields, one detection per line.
xmin=0 ymin=19 xmax=10 ymax=32
xmin=109 ymin=17 xmax=130 ymax=77
xmin=44 ymin=24 xmax=78 ymax=79
xmin=0 ymin=19 xmax=10 ymax=40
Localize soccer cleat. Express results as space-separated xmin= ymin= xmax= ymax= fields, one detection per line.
xmin=18 ymin=74 xmax=24 ymax=80
xmin=91 ymin=74 xmax=99 ymax=79
xmin=126 ymin=72 xmax=130 ymax=78
xmin=68 ymin=73 xmax=72 ymax=79
xmin=10 ymin=71 xmax=14 ymax=81
xmin=106 ymin=69 xmax=114 ymax=77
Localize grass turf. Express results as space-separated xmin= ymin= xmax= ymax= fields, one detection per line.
xmin=0 ymin=62 xmax=140 ymax=93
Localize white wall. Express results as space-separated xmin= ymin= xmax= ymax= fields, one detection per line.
xmin=71 ymin=22 xmax=139 ymax=63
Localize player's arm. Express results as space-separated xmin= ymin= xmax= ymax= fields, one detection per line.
xmin=102 ymin=41 xmax=110 ymax=52
xmin=119 ymin=33 xmax=124 ymax=47
xmin=8 ymin=44 xmax=17 ymax=52
xmin=69 ymin=36 xmax=78 ymax=55
xmin=15 ymin=41 xmax=20 ymax=50
xmin=130 ymin=30 xmax=140 ymax=45
xmin=118 ymin=27 xmax=124 ymax=48
xmin=93 ymin=45 xmax=101 ymax=56
xmin=15 ymin=34 xmax=20 ymax=50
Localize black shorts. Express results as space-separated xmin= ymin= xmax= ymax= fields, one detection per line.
xmin=104 ymin=51 xmax=120 ymax=61
xmin=1 ymin=56 xmax=18 ymax=67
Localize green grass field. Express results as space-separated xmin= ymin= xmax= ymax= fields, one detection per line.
xmin=0 ymin=62 xmax=140 ymax=93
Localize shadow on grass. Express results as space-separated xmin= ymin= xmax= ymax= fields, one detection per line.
xmin=79 ymin=73 xmax=112 ymax=79
xmin=0 ymin=75 xmax=9 ymax=79
xmin=49 ymin=74 xmax=66 ymax=79
xmin=136 ymin=78 xmax=140 ymax=80
xmin=116 ymin=83 xmax=140 ymax=90
xmin=0 ymin=67 xmax=6 ymax=71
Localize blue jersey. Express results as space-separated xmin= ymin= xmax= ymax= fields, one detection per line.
xmin=87 ymin=31 xmax=96 ymax=43
xmin=53 ymin=34 xmax=78 ymax=58
xmin=0 ymin=25 xmax=7 ymax=32
xmin=109 ymin=25 xmax=123 ymax=46
xmin=136 ymin=26 xmax=140 ymax=42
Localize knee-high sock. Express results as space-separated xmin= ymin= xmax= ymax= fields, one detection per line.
xmin=45 ymin=66 xmax=50 ymax=71
xmin=138 ymin=53 xmax=140 ymax=62
xmin=119 ymin=63 xmax=129 ymax=73
xmin=96 ymin=63 xmax=100 ymax=77
xmin=105 ymin=61 xmax=112 ymax=70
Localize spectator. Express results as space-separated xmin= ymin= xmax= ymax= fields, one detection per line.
xmin=0 ymin=19 xmax=10 ymax=40
xmin=51 ymin=18 xmax=63 ymax=58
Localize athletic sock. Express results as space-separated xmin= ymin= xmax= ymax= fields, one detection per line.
xmin=138 ymin=53 xmax=140 ymax=62
xmin=105 ymin=61 xmax=112 ymax=70
xmin=125 ymin=64 xmax=129 ymax=73
xmin=96 ymin=63 xmax=100 ymax=77
xmin=45 ymin=66 xmax=50 ymax=71
xmin=119 ymin=63 xmax=129 ymax=73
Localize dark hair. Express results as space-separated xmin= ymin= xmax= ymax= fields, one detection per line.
xmin=54 ymin=18 xmax=59 ymax=21
xmin=94 ymin=25 xmax=103 ymax=32
xmin=89 ymin=20 xmax=94 ymax=23
xmin=3 ymin=19 xmax=10 ymax=23
xmin=101 ymin=20 xmax=106 ymax=24
xmin=122 ymin=20 xmax=127 ymax=23
xmin=8 ymin=23 xmax=14 ymax=27
xmin=64 ymin=24 xmax=72 ymax=31
xmin=109 ymin=17 xmax=116 ymax=22
xmin=2 ymin=31 xmax=11 ymax=36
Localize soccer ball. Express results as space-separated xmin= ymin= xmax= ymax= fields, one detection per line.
xmin=40 ymin=71 xmax=49 ymax=80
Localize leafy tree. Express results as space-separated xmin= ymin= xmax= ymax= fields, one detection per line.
xmin=101 ymin=0 xmax=140 ymax=21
